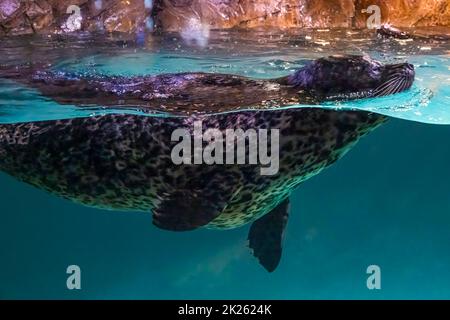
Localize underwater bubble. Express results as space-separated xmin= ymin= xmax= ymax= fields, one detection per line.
xmin=145 ymin=17 xmax=154 ymax=32
xmin=144 ymin=0 xmax=153 ymax=9
xmin=180 ymin=18 xmax=210 ymax=48
xmin=94 ymin=0 xmax=102 ymax=10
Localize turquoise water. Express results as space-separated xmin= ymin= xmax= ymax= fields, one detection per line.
xmin=1 ymin=30 xmax=449 ymax=124
xmin=0 ymin=30 xmax=450 ymax=299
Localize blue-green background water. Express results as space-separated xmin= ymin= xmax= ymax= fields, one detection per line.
xmin=2 ymin=119 xmax=450 ymax=299
xmin=0 ymin=30 xmax=449 ymax=299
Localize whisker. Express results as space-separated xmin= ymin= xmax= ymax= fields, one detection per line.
xmin=387 ymin=78 xmax=404 ymax=95
xmin=374 ymin=77 xmax=407 ymax=96
xmin=373 ymin=80 xmax=398 ymax=94
xmin=389 ymin=79 xmax=404 ymax=95
xmin=373 ymin=77 xmax=402 ymax=95
xmin=397 ymin=80 xmax=406 ymax=93
xmin=399 ymin=79 xmax=409 ymax=92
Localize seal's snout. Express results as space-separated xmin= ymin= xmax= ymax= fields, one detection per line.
xmin=397 ymin=62 xmax=415 ymax=89
xmin=396 ymin=62 xmax=415 ymax=79
xmin=372 ymin=61 xmax=415 ymax=97
xmin=386 ymin=62 xmax=414 ymax=77
xmin=402 ymin=63 xmax=415 ymax=91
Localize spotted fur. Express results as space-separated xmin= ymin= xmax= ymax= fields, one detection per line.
xmin=0 ymin=108 xmax=386 ymax=229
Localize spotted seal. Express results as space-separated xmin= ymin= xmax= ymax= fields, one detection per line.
xmin=0 ymin=55 xmax=415 ymax=271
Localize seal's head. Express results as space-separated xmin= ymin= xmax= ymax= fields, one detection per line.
xmin=289 ymin=55 xmax=415 ymax=100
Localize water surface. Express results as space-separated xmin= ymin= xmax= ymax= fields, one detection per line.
xmin=0 ymin=29 xmax=449 ymax=124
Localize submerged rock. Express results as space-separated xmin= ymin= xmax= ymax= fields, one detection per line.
xmin=0 ymin=0 xmax=448 ymax=36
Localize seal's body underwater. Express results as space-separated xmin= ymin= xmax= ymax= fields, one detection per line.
xmin=0 ymin=55 xmax=415 ymax=272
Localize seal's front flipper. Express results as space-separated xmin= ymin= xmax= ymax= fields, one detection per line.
xmin=152 ymin=190 xmax=225 ymax=232
xmin=248 ymin=199 xmax=290 ymax=272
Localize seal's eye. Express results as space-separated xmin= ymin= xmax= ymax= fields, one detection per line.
xmin=371 ymin=65 xmax=382 ymax=75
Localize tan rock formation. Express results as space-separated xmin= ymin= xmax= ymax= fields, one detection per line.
xmin=157 ymin=0 xmax=355 ymax=30
xmin=355 ymin=0 xmax=450 ymax=28
xmin=0 ymin=0 xmax=448 ymax=36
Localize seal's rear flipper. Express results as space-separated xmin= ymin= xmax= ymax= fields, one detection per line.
xmin=152 ymin=190 xmax=228 ymax=231
xmin=248 ymin=199 xmax=290 ymax=272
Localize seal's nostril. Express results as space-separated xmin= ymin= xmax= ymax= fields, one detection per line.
xmin=408 ymin=64 xmax=416 ymax=78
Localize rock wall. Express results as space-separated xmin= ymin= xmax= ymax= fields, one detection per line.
xmin=0 ymin=0 xmax=449 ymax=36
xmin=354 ymin=0 xmax=450 ymax=28
xmin=156 ymin=0 xmax=356 ymax=30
